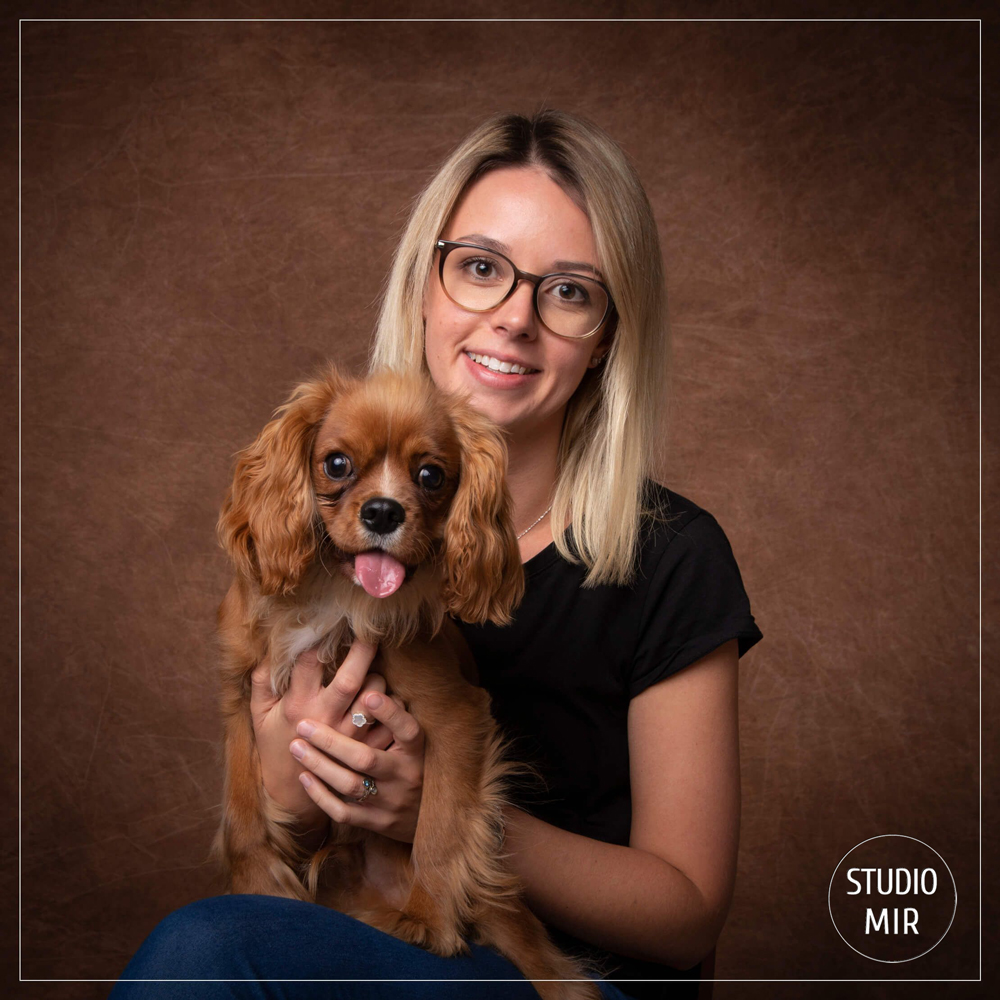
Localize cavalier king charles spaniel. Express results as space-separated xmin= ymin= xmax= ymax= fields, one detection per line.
xmin=212 ymin=362 xmax=600 ymax=1000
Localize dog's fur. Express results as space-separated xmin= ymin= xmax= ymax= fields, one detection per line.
xmin=212 ymin=363 xmax=601 ymax=1000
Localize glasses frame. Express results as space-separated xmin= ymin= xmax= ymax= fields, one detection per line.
xmin=434 ymin=239 xmax=615 ymax=341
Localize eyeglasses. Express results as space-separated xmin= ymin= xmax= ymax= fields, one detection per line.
xmin=434 ymin=240 xmax=615 ymax=340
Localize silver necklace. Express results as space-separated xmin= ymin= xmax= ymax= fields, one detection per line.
xmin=517 ymin=504 xmax=553 ymax=540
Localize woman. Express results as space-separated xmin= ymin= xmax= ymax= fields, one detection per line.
xmin=111 ymin=110 xmax=762 ymax=1000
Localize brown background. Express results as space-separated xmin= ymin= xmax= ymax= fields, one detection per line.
xmin=7 ymin=4 xmax=995 ymax=998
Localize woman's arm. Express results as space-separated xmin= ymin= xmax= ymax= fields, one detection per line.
xmin=502 ymin=638 xmax=741 ymax=970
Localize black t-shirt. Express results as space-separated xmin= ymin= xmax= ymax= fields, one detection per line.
xmin=452 ymin=481 xmax=763 ymax=1000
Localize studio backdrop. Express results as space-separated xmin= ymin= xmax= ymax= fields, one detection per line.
xmin=16 ymin=16 xmax=980 ymax=996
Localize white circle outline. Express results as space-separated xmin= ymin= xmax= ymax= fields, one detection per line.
xmin=827 ymin=834 xmax=957 ymax=964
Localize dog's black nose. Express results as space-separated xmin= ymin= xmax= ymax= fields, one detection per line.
xmin=359 ymin=497 xmax=406 ymax=535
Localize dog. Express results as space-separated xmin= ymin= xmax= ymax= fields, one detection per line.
xmin=212 ymin=362 xmax=601 ymax=1000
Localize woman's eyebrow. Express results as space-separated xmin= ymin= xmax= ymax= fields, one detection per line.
xmin=454 ymin=233 xmax=605 ymax=281
xmin=455 ymin=233 xmax=513 ymax=256
xmin=553 ymin=259 xmax=604 ymax=281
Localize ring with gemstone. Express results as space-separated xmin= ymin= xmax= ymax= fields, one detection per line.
xmin=356 ymin=776 xmax=378 ymax=803
xmin=351 ymin=712 xmax=375 ymax=727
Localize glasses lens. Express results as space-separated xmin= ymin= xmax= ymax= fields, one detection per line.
xmin=440 ymin=244 xmax=610 ymax=338
xmin=441 ymin=246 xmax=515 ymax=312
xmin=537 ymin=274 xmax=609 ymax=339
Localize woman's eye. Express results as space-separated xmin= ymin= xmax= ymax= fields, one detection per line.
xmin=417 ymin=464 xmax=445 ymax=490
xmin=464 ymin=256 xmax=499 ymax=280
xmin=553 ymin=280 xmax=589 ymax=303
xmin=323 ymin=453 xmax=353 ymax=480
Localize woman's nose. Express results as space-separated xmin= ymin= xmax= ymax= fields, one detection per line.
xmin=489 ymin=279 xmax=538 ymax=337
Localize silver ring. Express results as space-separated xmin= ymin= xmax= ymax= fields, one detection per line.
xmin=351 ymin=712 xmax=375 ymax=728
xmin=356 ymin=776 xmax=378 ymax=803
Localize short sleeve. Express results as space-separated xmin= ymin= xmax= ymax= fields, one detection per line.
xmin=629 ymin=511 xmax=763 ymax=698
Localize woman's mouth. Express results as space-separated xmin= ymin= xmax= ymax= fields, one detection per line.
xmin=465 ymin=351 xmax=539 ymax=375
xmin=463 ymin=351 xmax=540 ymax=386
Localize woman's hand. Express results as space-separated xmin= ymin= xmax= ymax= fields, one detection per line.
xmin=292 ymin=690 xmax=426 ymax=844
xmin=250 ymin=639 xmax=392 ymax=834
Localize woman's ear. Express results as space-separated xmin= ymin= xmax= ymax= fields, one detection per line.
xmin=440 ymin=398 xmax=525 ymax=625
xmin=589 ymin=322 xmax=615 ymax=367
xmin=217 ymin=364 xmax=346 ymax=596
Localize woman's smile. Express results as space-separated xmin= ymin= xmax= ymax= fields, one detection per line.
xmin=463 ymin=349 xmax=540 ymax=385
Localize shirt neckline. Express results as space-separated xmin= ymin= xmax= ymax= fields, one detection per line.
xmin=522 ymin=526 xmax=576 ymax=578
xmin=523 ymin=540 xmax=557 ymax=575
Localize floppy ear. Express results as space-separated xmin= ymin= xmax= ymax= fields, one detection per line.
xmin=218 ymin=364 xmax=346 ymax=596
xmin=441 ymin=398 xmax=525 ymax=625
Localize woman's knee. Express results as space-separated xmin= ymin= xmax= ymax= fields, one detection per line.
xmin=112 ymin=895 xmax=554 ymax=999
xmin=121 ymin=896 xmax=256 ymax=981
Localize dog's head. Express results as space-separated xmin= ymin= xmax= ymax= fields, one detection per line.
xmin=217 ymin=362 xmax=524 ymax=626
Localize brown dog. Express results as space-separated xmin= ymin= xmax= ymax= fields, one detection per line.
xmin=212 ymin=362 xmax=601 ymax=1000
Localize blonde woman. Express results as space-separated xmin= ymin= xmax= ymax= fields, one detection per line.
xmin=111 ymin=111 xmax=762 ymax=1000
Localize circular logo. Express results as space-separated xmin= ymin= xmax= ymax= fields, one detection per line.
xmin=828 ymin=835 xmax=956 ymax=963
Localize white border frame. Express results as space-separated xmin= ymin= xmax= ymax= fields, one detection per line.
xmin=17 ymin=15 xmax=984 ymax=988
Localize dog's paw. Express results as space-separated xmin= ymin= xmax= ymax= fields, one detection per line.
xmin=363 ymin=907 xmax=468 ymax=958
xmin=401 ymin=912 xmax=468 ymax=958
xmin=401 ymin=914 xmax=469 ymax=958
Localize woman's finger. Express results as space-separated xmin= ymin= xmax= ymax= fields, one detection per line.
xmin=361 ymin=692 xmax=424 ymax=755
xmin=297 ymin=771 xmax=383 ymax=832
xmin=340 ymin=673 xmax=387 ymax=737
xmin=286 ymin=646 xmax=326 ymax=702
xmin=351 ymin=688 xmax=402 ymax=750
xmin=290 ymin=739 xmax=377 ymax=801
xmin=359 ymin=721 xmax=396 ymax=752
xmin=362 ymin=695 xmax=406 ymax=750
xmin=319 ymin=639 xmax=378 ymax=716
xmin=294 ymin=719 xmax=389 ymax=779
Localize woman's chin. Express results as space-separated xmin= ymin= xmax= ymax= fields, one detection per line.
xmin=467 ymin=396 xmax=521 ymax=431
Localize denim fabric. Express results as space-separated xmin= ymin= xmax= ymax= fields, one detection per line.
xmin=109 ymin=895 xmax=634 ymax=999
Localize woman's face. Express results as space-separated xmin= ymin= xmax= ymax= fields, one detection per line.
xmin=422 ymin=166 xmax=609 ymax=436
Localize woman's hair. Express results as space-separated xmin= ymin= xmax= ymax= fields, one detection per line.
xmin=369 ymin=109 xmax=670 ymax=588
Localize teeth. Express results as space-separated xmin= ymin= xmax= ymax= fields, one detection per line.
xmin=467 ymin=352 xmax=535 ymax=375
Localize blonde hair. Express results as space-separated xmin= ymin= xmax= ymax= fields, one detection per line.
xmin=369 ymin=109 xmax=670 ymax=587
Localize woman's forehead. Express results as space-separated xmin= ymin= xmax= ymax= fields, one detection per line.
xmin=446 ymin=166 xmax=598 ymax=267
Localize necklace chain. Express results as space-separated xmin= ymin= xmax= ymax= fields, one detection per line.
xmin=516 ymin=503 xmax=553 ymax=540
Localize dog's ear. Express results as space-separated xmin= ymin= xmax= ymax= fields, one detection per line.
xmin=218 ymin=364 xmax=346 ymax=596
xmin=440 ymin=397 xmax=525 ymax=625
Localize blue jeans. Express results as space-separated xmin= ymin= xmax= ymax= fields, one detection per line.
xmin=109 ymin=895 xmax=634 ymax=999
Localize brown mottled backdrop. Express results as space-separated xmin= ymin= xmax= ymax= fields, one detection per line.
xmin=8 ymin=4 xmax=994 ymax=999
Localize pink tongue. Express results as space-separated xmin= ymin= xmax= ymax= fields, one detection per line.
xmin=354 ymin=551 xmax=407 ymax=598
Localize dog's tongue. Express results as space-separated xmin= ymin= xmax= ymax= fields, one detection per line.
xmin=354 ymin=551 xmax=407 ymax=598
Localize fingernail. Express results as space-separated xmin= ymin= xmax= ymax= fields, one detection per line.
xmin=290 ymin=740 xmax=306 ymax=759
xmin=297 ymin=720 xmax=316 ymax=737
xmin=299 ymin=773 xmax=313 ymax=788
xmin=365 ymin=693 xmax=383 ymax=710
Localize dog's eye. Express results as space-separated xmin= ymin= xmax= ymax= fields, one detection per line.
xmin=323 ymin=453 xmax=353 ymax=480
xmin=417 ymin=464 xmax=445 ymax=490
